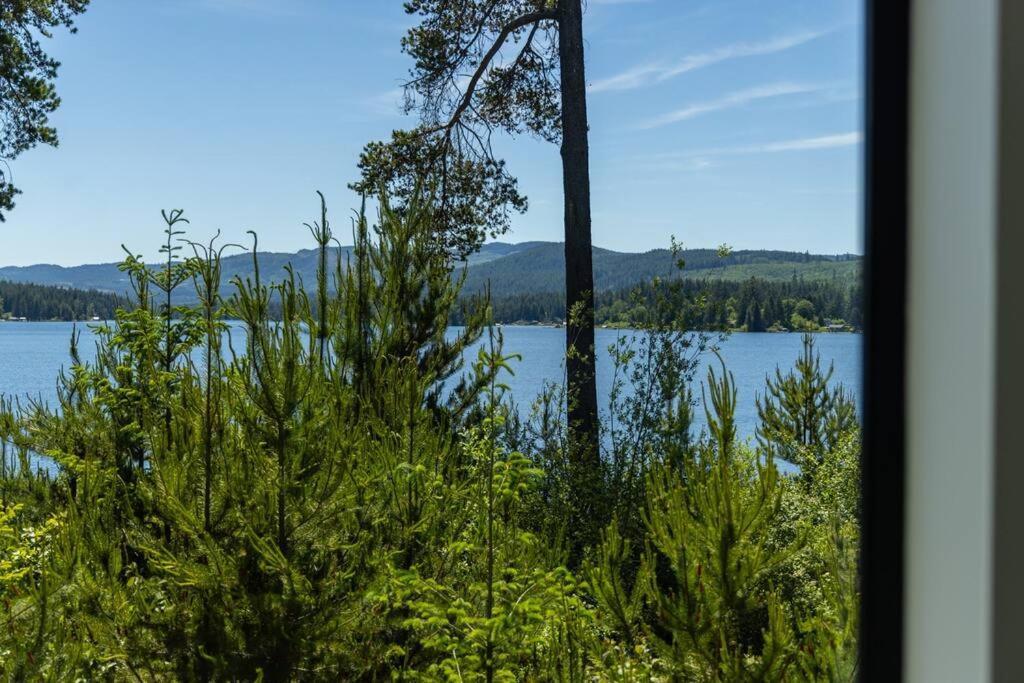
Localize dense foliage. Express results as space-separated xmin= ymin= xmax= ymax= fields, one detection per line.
xmin=0 ymin=195 xmax=859 ymax=680
xmin=459 ymin=245 xmax=861 ymax=297
xmin=0 ymin=280 xmax=122 ymax=320
xmin=0 ymin=0 xmax=89 ymax=220
xmin=458 ymin=275 xmax=863 ymax=331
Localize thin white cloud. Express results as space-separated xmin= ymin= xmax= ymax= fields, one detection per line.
xmin=689 ymin=132 xmax=863 ymax=156
xmin=735 ymin=131 xmax=862 ymax=153
xmin=589 ymin=63 xmax=664 ymax=93
xmin=362 ymin=88 xmax=407 ymax=117
xmin=642 ymin=132 xmax=862 ymax=170
xmin=668 ymin=157 xmax=714 ymax=172
xmin=636 ymin=82 xmax=823 ymax=129
xmin=589 ymin=29 xmax=831 ymax=93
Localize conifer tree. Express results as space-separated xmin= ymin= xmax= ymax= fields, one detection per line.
xmin=643 ymin=361 xmax=801 ymax=678
xmin=356 ymin=1 xmax=602 ymax=525
xmin=591 ymin=360 xmax=807 ymax=679
xmin=185 ymin=232 xmax=236 ymax=531
xmin=745 ymin=302 xmax=766 ymax=332
xmin=0 ymin=0 xmax=89 ymax=219
xmin=756 ymin=333 xmax=857 ymax=474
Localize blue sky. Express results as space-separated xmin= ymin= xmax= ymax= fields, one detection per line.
xmin=1 ymin=0 xmax=863 ymax=266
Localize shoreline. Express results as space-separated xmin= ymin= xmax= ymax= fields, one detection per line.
xmin=0 ymin=319 xmax=860 ymax=335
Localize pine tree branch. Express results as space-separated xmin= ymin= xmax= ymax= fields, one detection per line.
xmin=418 ymin=9 xmax=558 ymax=139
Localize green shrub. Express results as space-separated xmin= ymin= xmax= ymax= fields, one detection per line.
xmin=0 ymin=191 xmax=860 ymax=681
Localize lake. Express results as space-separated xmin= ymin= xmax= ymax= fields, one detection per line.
xmin=0 ymin=322 xmax=860 ymax=441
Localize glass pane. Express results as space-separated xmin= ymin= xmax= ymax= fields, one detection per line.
xmin=0 ymin=1 xmax=863 ymax=678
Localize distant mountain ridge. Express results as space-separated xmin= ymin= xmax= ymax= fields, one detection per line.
xmin=460 ymin=243 xmax=860 ymax=296
xmin=0 ymin=242 xmax=861 ymax=302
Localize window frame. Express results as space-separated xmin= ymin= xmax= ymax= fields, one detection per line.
xmin=860 ymin=0 xmax=911 ymax=677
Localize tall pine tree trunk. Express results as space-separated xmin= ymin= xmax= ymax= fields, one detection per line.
xmin=559 ymin=0 xmax=601 ymax=555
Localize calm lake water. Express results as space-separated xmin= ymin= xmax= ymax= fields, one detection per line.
xmin=0 ymin=322 xmax=860 ymax=440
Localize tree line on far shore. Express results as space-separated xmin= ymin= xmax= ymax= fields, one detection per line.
xmin=3 ymin=270 xmax=862 ymax=335
xmin=0 ymin=281 xmax=122 ymax=321
xmin=457 ymin=275 xmax=863 ymax=332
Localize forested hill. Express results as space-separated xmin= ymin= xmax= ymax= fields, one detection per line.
xmin=0 ymin=242 xmax=861 ymax=302
xmin=0 ymin=242 xmax=522 ymax=295
xmin=459 ymin=243 xmax=861 ymax=296
xmin=0 ymin=281 xmax=123 ymax=321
